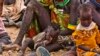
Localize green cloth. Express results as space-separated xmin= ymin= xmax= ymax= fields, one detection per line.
xmin=56 ymin=0 xmax=70 ymax=7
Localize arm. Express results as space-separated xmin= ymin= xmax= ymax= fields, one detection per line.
xmin=78 ymin=45 xmax=100 ymax=54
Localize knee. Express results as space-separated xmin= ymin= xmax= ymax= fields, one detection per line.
xmin=23 ymin=38 xmax=34 ymax=50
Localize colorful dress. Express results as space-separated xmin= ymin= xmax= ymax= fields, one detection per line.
xmin=72 ymin=22 xmax=100 ymax=56
xmin=26 ymin=0 xmax=70 ymax=38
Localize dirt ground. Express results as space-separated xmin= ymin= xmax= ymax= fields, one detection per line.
xmin=0 ymin=27 xmax=66 ymax=56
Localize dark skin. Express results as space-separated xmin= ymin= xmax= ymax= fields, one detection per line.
xmin=3 ymin=0 xmax=72 ymax=52
xmin=77 ymin=8 xmax=100 ymax=55
xmin=81 ymin=1 xmax=100 ymax=29
xmin=18 ymin=25 xmax=66 ymax=56
xmin=13 ymin=0 xmax=80 ymax=45
xmin=0 ymin=1 xmax=78 ymax=53
xmin=34 ymin=26 xmax=59 ymax=48
xmin=59 ymin=0 xmax=80 ymax=36
xmin=4 ymin=0 xmax=100 ymax=52
xmin=4 ymin=0 xmax=100 ymax=53
xmin=63 ymin=46 xmax=77 ymax=56
xmin=63 ymin=3 xmax=100 ymax=56
xmin=61 ymin=0 xmax=100 ymax=35
xmin=14 ymin=0 xmax=82 ymax=46
xmin=63 ymin=45 xmax=100 ymax=56
xmin=80 ymin=17 xmax=92 ymax=27
xmin=81 ymin=2 xmax=100 ymax=29
xmin=12 ymin=0 xmax=100 ymax=45
xmin=14 ymin=0 xmax=51 ymax=45
xmin=79 ymin=5 xmax=92 ymax=27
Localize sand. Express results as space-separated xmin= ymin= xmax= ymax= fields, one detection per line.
xmin=0 ymin=27 xmax=66 ymax=56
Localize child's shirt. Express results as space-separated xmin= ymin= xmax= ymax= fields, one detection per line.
xmin=72 ymin=22 xmax=100 ymax=56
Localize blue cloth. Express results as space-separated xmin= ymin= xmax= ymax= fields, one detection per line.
xmin=90 ymin=0 xmax=100 ymax=8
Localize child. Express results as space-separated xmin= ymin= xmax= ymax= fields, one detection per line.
xmin=72 ymin=4 xmax=100 ymax=56
xmin=17 ymin=23 xmax=68 ymax=56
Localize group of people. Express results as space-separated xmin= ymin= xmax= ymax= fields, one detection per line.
xmin=0 ymin=0 xmax=100 ymax=56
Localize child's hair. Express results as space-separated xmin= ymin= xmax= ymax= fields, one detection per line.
xmin=78 ymin=3 xmax=93 ymax=19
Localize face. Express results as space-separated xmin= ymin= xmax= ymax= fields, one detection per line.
xmin=79 ymin=8 xmax=92 ymax=27
xmin=80 ymin=17 xmax=92 ymax=27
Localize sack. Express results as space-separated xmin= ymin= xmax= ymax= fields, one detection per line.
xmin=4 ymin=0 xmax=16 ymax=5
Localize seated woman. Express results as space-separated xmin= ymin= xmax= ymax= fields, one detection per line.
xmin=72 ymin=4 xmax=100 ymax=56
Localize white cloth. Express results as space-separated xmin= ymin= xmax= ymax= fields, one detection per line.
xmin=2 ymin=0 xmax=26 ymax=21
xmin=76 ymin=21 xmax=96 ymax=30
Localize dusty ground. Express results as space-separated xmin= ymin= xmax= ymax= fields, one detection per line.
xmin=0 ymin=27 xmax=66 ymax=56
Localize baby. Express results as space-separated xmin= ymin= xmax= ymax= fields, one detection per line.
xmin=72 ymin=4 xmax=100 ymax=56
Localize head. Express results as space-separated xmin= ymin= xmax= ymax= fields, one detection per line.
xmin=78 ymin=4 xmax=93 ymax=27
xmin=44 ymin=23 xmax=60 ymax=39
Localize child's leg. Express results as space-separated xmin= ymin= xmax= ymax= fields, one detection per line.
xmin=18 ymin=38 xmax=34 ymax=56
xmin=63 ymin=50 xmax=76 ymax=56
xmin=28 ymin=38 xmax=34 ymax=50
xmin=44 ymin=43 xmax=64 ymax=52
xmin=63 ymin=46 xmax=77 ymax=56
